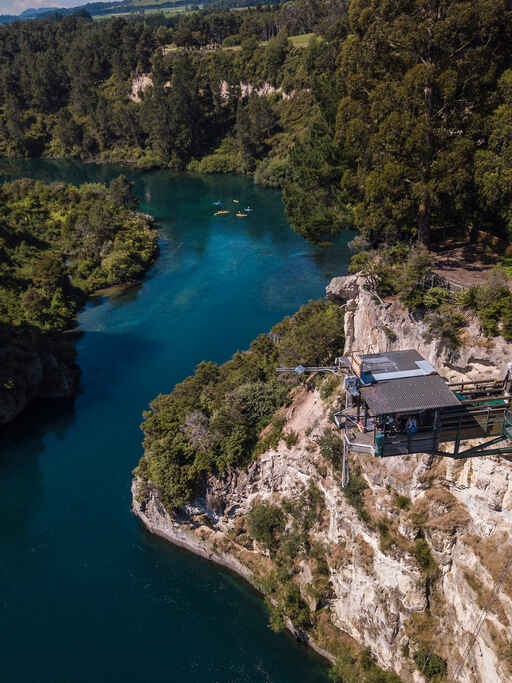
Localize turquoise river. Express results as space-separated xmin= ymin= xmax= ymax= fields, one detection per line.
xmin=0 ymin=160 xmax=352 ymax=683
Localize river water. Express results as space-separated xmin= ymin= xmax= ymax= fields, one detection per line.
xmin=0 ymin=160 xmax=352 ymax=683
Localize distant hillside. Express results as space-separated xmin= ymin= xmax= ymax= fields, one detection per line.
xmin=0 ymin=0 xmax=283 ymax=23
xmin=21 ymin=7 xmax=62 ymax=15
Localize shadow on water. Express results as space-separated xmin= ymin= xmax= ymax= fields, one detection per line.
xmin=0 ymin=398 xmax=76 ymax=535
xmin=0 ymin=162 xmax=338 ymax=683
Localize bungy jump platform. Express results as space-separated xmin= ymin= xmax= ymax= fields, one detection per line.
xmin=277 ymin=350 xmax=512 ymax=488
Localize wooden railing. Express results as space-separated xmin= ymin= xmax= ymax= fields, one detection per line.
xmin=448 ymin=377 xmax=504 ymax=391
xmin=439 ymin=400 xmax=509 ymax=444
xmin=378 ymin=402 xmax=511 ymax=457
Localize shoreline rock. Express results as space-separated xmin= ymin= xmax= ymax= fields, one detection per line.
xmin=0 ymin=343 xmax=78 ymax=425
xmin=131 ymin=478 xmax=336 ymax=665
xmin=134 ymin=273 xmax=512 ymax=682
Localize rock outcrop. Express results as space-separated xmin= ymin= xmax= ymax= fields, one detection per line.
xmin=0 ymin=342 xmax=77 ymax=424
xmin=134 ymin=274 xmax=512 ymax=682
xmin=326 ymin=273 xmax=512 ymax=381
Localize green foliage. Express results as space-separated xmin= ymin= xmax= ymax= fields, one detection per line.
xmin=413 ymin=538 xmax=438 ymax=578
xmin=282 ymin=122 xmax=353 ymax=243
xmin=0 ymin=1 xmax=511 ymax=252
xmin=377 ymin=521 xmax=395 ymax=554
xmin=271 ymin=299 xmax=345 ymax=367
xmin=247 ymin=502 xmax=285 ymax=552
xmin=342 ymin=470 xmax=369 ymax=523
xmin=329 ymin=645 xmax=401 ymax=683
xmin=398 ymin=249 xmax=435 ymax=311
xmin=319 ymin=375 xmax=341 ymax=400
xmin=254 ymin=156 xmax=289 ymax=188
xmin=460 ymin=268 xmax=512 ymax=340
xmin=315 ymin=428 xmax=343 ymax=467
xmin=336 ymin=0 xmax=512 ymax=246
xmin=283 ymin=430 xmax=299 ymax=448
xmin=0 ymin=177 xmax=157 ymax=333
xmin=424 ymin=305 xmax=466 ymax=350
xmin=264 ymin=571 xmax=312 ymax=631
xmin=413 ymin=648 xmax=447 ymax=681
xmin=349 ymin=251 xmax=372 ymax=274
xmin=138 ymin=299 xmax=345 ymax=510
xmin=394 ymin=495 xmax=411 ymax=511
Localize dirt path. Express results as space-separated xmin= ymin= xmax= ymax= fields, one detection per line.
xmin=430 ymin=240 xmax=502 ymax=288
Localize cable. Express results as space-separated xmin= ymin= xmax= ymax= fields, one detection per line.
xmin=452 ymin=553 xmax=512 ymax=680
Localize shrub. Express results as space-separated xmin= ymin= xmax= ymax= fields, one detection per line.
xmin=378 ymin=520 xmax=395 ymax=553
xmin=222 ymin=34 xmax=240 ymax=46
xmin=315 ymin=428 xmax=343 ymax=467
xmin=459 ymin=268 xmax=512 ymax=339
xmin=254 ymin=156 xmax=289 ymax=188
xmin=342 ymin=471 xmax=370 ymax=523
xmin=424 ymin=304 xmax=466 ymax=350
xmin=394 ymin=494 xmax=411 ymax=510
xmin=247 ymin=502 xmax=285 ymax=552
xmin=329 ymin=644 xmax=402 ymax=682
xmin=349 ymin=251 xmax=372 ymax=274
xmin=413 ymin=647 xmax=447 ymax=680
xmin=398 ymin=248 xmax=434 ymax=311
xmin=413 ymin=538 xmax=438 ymax=578
xmin=196 ymin=152 xmax=241 ymax=174
xmin=283 ymin=430 xmax=299 ymax=448
xmin=320 ymin=375 xmax=341 ymax=400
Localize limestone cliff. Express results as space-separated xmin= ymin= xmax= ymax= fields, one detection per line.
xmin=133 ymin=274 xmax=512 ymax=682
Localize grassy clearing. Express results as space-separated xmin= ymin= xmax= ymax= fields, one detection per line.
xmin=258 ymin=33 xmax=318 ymax=49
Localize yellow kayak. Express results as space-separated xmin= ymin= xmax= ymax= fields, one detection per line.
xmin=236 ymin=212 xmax=247 ymax=217
xmin=214 ymin=210 xmax=230 ymax=215
xmin=233 ymin=200 xmax=239 ymax=204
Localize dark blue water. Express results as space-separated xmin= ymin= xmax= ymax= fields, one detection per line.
xmin=0 ymin=160 xmax=352 ymax=683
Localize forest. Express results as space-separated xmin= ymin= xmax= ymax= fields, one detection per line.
xmin=136 ymin=299 xmax=345 ymax=509
xmin=0 ymin=0 xmax=510 ymax=250
xmin=0 ymin=176 xmax=158 ymax=410
xmin=1 ymin=0 xmax=512 ymax=400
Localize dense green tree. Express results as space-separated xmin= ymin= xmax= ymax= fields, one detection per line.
xmin=475 ymin=69 xmax=512 ymax=239
xmin=283 ymin=122 xmax=352 ymax=242
xmin=336 ymin=0 xmax=512 ymax=246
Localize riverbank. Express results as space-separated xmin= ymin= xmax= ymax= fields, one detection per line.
xmin=0 ymin=176 xmax=159 ymax=425
xmin=131 ymin=478 xmax=337 ymax=666
xmin=132 ymin=272 xmax=512 ymax=683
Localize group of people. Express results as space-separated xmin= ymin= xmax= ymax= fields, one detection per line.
xmin=378 ymin=414 xmax=418 ymax=435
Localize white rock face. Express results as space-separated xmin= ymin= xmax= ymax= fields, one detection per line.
xmin=326 ymin=274 xmax=512 ymax=381
xmin=219 ymin=79 xmax=296 ymax=101
xmin=134 ymin=274 xmax=512 ymax=682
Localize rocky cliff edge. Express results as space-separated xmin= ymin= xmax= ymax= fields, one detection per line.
xmin=133 ymin=274 xmax=512 ymax=682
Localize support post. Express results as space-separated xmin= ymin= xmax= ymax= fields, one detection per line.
xmin=341 ymin=437 xmax=350 ymax=488
xmin=433 ymin=409 xmax=440 ymax=451
xmin=453 ymin=414 xmax=462 ymax=455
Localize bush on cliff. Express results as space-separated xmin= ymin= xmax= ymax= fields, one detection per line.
xmin=247 ymin=502 xmax=285 ymax=553
xmin=413 ymin=647 xmax=446 ymax=680
xmin=329 ymin=645 xmax=401 ymax=683
xmin=136 ymin=299 xmax=345 ymax=511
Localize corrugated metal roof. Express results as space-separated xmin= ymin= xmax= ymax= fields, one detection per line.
xmin=360 ymin=375 xmax=461 ymax=415
xmin=357 ymin=350 xmax=425 ymax=374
